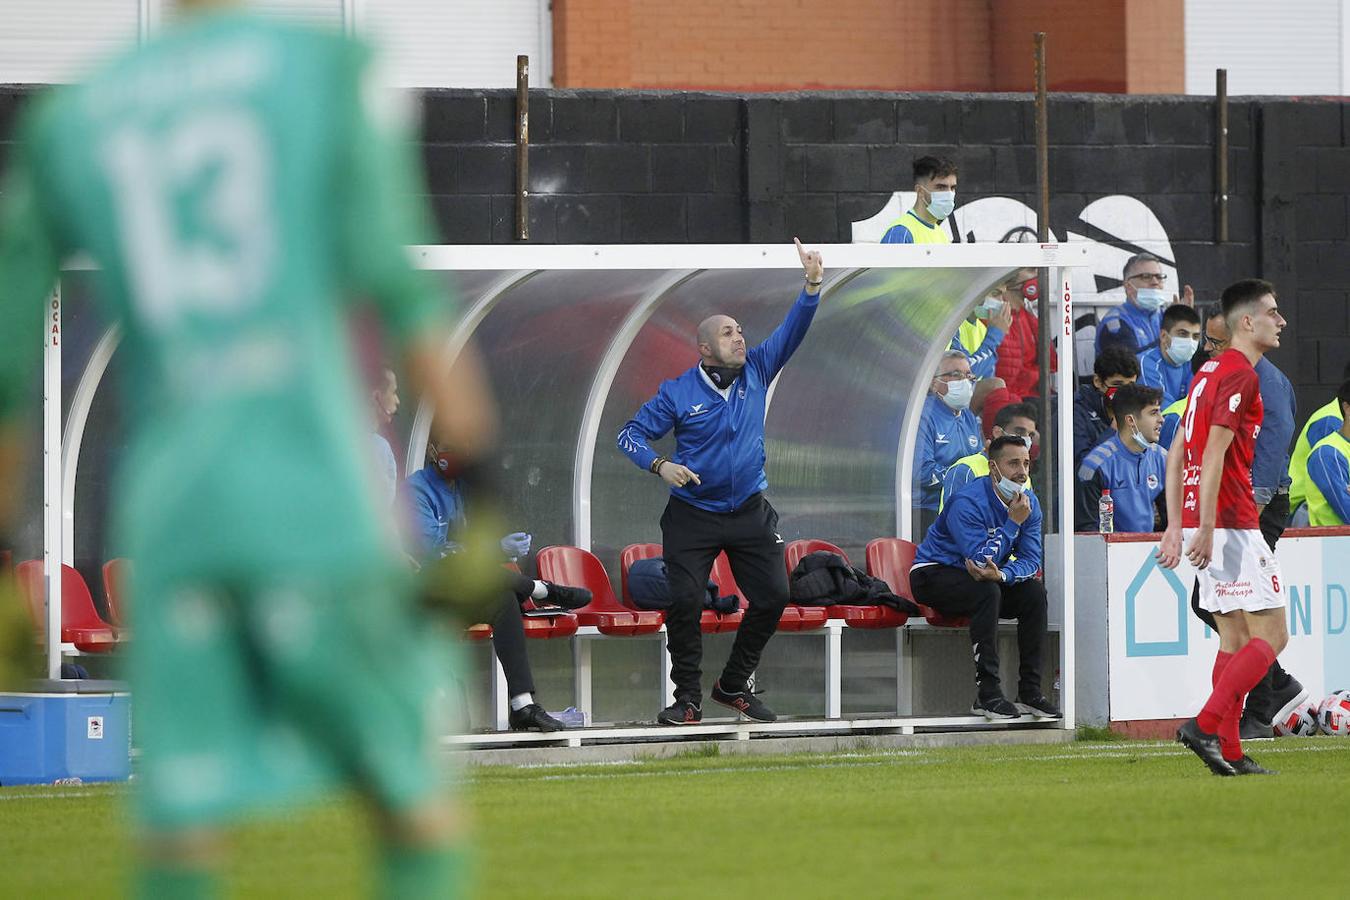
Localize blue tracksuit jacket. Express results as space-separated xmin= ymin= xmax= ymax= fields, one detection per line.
xmin=401 ymin=466 xmax=468 ymax=561
xmin=617 ymin=287 xmax=819 ymax=513
xmin=1075 ymin=432 xmax=1167 ymax=533
xmin=914 ymin=393 xmax=984 ymax=511
xmin=913 ymin=477 xmax=1043 ymax=583
xmin=1096 ymin=300 xmax=1161 ymax=357
xmin=1136 ymin=345 xmax=1191 ymax=408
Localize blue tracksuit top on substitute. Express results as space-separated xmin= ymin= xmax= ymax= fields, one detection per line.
xmin=1136 ymin=345 xmax=1191 ymax=408
xmin=1096 ymin=300 xmax=1160 ymax=356
xmin=950 ymin=326 xmax=1005 ymax=380
xmin=1252 ymin=356 xmax=1296 ymax=505
xmin=401 ymin=466 xmax=468 ymax=561
xmin=915 ymin=393 xmax=984 ymax=511
xmin=617 ymin=286 xmax=819 ymax=513
xmin=1075 ymin=432 xmax=1167 ymax=533
xmin=913 ymin=477 xmax=1043 ymax=582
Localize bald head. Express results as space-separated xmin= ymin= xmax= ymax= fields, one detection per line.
xmin=697 ymin=315 xmax=747 ymax=368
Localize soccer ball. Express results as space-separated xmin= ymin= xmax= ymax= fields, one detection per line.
xmin=1316 ymin=690 xmax=1350 ymax=736
xmin=1274 ymin=700 xmax=1319 ymax=737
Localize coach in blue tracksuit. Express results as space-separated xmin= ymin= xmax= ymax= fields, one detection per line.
xmin=909 ymin=436 xmax=1060 ymax=721
xmin=617 ymin=240 xmax=824 ymax=727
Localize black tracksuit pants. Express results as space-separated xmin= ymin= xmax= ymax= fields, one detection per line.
xmin=909 ymin=564 xmax=1048 ymax=701
xmin=491 ymin=572 xmax=538 ymax=698
xmin=1189 ymin=492 xmax=1294 ymax=724
xmin=661 ymin=492 xmax=789 ymax=703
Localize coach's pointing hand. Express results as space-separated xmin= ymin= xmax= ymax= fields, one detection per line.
xmin=795 ymin=237 xmax=824 ymax=292
xmin=658 ymin=461 xmax=702 ymax=489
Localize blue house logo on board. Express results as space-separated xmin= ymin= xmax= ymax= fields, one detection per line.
xmin=1125 ymin=553 xmax=1189 ymax=657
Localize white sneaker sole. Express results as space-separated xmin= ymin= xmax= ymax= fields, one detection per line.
xmin=972 ymin=705 xmax=1018 ymax=721
xmin=1015 ymin=702 xmax=1062 ymax=719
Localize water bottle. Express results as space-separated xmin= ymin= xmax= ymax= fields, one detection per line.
xmin=1098 ymin=489 xmax=1114 ymax=534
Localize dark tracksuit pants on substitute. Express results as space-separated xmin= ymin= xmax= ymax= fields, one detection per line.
xmin=490 ymin=572 xmax=539 ymax=698
xmin=909 ymin=564 xmax=1048 ymax=700
xmin=1189 ymin=492 xmax=1294 ymax=724
xmin=661 ymin=492 xmax=789 ymax=703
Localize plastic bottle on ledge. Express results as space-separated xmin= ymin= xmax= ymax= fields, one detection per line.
xmin=1098 ymin=489 xmax=1114 ymax=534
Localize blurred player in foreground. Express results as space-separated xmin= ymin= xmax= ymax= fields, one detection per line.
xmin=1157 ymin=279 xmax=1288 ymax=776
xmin=0 ymin=1 xmax=500 ymax=895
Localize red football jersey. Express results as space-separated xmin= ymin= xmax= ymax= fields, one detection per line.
xmin=1180 ymin=349 xmax=1263 ymax=529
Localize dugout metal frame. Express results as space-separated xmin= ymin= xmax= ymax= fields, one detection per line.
xmin=43 ymin=242 xmax=1086 ymax=735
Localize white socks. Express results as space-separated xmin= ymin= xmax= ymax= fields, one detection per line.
xmin=530 ymin=581 xmax=549 ymax=600
xmin=509 ymin=693 xmax=534 ymax=711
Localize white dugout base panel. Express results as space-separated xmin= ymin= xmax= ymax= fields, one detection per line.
xmin=39 ymin=243 xmax=1087 ymax=736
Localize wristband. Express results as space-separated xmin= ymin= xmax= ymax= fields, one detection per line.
xmin=650 ymin=456 xmax=670 ymax=475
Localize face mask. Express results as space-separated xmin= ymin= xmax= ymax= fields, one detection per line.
xmin=991 ymin=465 xmax=1026 ymax=499
xmin=1166 ymin=336 xmax=1198 ymax=365
xmin=978 ymin=297 xmax=1004 ymax=318
xmin=940 ymin=378 xmax=973 ymax=410
xmin=926 ymin=190 xmax=955 ymax=220
xmin=1134 ymin=287 xmax=1167 ymax=312
xmin=1104 ymin=385 xmax=1120 ymax=400
xmin=1127 ymin=420 xmax=1157 ymax=450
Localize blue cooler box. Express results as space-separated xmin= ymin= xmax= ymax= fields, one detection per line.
xmin=0 ymin=680 xmax=131 ymax=785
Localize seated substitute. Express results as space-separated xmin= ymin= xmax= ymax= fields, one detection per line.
xmin=941 ymin=401 xmax=1039 ymax=511
xmin=915 ymin=350 xmax=984 ymax=537
xmin=403 ymin=440 xmax=591 ymax=732
xmin=1073 ymin=346 xmax=1139 ymax=468
xmin=909 ymin=436 xmax=1060 ymax=721
xmin=1075 ymin=384 xmax=1167 ymax=533
xmin=1137 ymin=303 xmax=1200 ymax=408
xmin=1305 ymin=378 xmax=1350 ymax=526
xmin=952 ymin=287 xmax=1012 ymax=381
xmin=1288 ymin=359 xmax=1350 ymax=519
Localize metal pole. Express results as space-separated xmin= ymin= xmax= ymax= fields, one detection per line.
xmin=1215 ymin=68 xmax=1229 ymax=243
xmin=1033 ymin=32 xmax=1054 ymax=531
xmin=515 ymin=55 xmax=530 ymax=242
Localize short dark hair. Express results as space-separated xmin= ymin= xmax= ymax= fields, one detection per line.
xmin=995 ymin=402 xmax=1038 ymax=430
xmin=913 ymin=155 xmax=957 ymax=183
xmin=1109 ymin=383 xmax=1162 ymax=424
xmin=1220 ymin=278 xmax=1276 ymax=321
xmin=988 ymin=435 xmax=1028 ymax=460
xmin=1122 ymin=252 xmax=1162 ymax=282
xmin=1161 ymin=304 xmax=1201 ymax=331
xmin=1337 ymin=378 xmax=1350 ymax=412
xmin=1094 ymin=346 xmax=1140 ymax=381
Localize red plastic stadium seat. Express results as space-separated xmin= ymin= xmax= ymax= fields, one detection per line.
xmin=536 ymin=546 xmax=663 ymax=636
xmin=15 ymin=560 xmax=119 ymax=653
xmin=619 ymin=543 xmax=744 ymax=634
xmin=786 ymin=538 xmax=909 ymax=630
xmin=865 ymin=537 xmax=969 ymax=627
xmin=775 ymin=540 xmax=834 ymax=631
xmin=101 ymin=558 xmax=130 ymax=627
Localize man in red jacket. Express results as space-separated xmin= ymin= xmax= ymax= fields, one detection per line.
xmin=982 ymin=269 xmax=1057 ymax=435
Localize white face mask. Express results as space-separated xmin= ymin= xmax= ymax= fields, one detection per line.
xmin=991 ymin=463 xmax=1026 ymax=499
xmin=978 ymin=296 xmax=1004 ymax=318
xmin=926 ymin=190 xmax=955 ymax=220
xmin=1166 ymin=335 xmax=1198 ymax=365
xmin=1134 ymin=287 xmax=1167 ymax=312
xmin=940 ymin=378 xmax=973 ymax=411
xmin=1127 ymin=418 xmax=1158 ymax=450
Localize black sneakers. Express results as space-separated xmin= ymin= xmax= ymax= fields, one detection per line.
xmin=1016 ymin=694 xmax=1063 ymax=719
xmin=711 ymin=680 xmax=777 ymax=723
xmin=1238 ymin=713 xmax=1273 ymax=742
xmin=1176 ymin=718 xmax=1235 ymax=776
xmin=657 ymin=698 xmax=703 ymax=726
xmin=1266 ymin=677 xmax=1309 ymax=729
xmin=542 ymin=582 xmax=592 ymax=610
xmin=508 ymin=703 xmax=566 ymax=733
xmin=1229 ymin=755 xmax=1277 ymax=776
xmin=972 ymin=695 xmax=1020 ymax=720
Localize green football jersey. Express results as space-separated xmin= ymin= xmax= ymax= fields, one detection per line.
xmin=0 ymin=12 xmax=450 ymax=575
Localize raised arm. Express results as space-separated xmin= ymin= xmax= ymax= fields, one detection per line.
xmin=750 ymin=239 xmax=824 ymax=380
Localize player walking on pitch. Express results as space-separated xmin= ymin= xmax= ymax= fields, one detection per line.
xmin=1157 ymin=279 xmax=1289 ymax=776
xmin=0 ymin=1 xmax=501 ymax=895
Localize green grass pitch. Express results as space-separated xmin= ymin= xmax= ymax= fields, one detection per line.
xmin=4 ymin=737 xmax=1348 ymax=898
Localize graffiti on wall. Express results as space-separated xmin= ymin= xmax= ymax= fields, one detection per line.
xmin=853 ymin=192 xmax=1185 ymax=372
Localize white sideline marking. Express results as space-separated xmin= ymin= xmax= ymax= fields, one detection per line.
xmin=0 ymin=790 xmax=104 ymax=801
